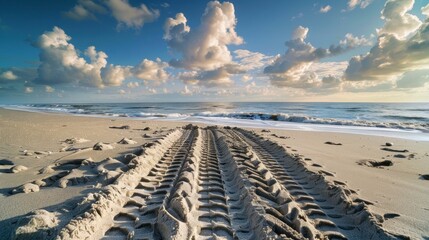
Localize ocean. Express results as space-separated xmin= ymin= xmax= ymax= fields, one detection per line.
xmin=2 ymin=102 xmax=429 ymax=140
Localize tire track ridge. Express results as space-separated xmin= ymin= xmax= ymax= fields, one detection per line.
xmin=56 ymin=129 xmax=184 ymax=240
xmin=235 ymin=128 xmax=399 ymax=240
xmin=220 ymin=128 xmax=323 ymax=240
xmin=102 ymin=127 xmax=197 ymax=239
xmin=213 ymin=128 xmax=307 ymax=240
xmin=156 ymin=126 xmax=203 ymax=239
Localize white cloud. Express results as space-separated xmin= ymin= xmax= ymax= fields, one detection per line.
xmin=102 ymin=64 xmax=132 ymax=87
xmin=65 ymin=0 xmax=158 ymax=29
xmin=378 ymin=0 xmax=422 ymax=39
xmin=292 ymin=26 xmax=309 ymax=40
xmin=233 ymin=49 xmax=274 ymax=71
xmin=264 ymin=26 xmax=371 ymax=88
xmin=347 ymin=0 xmax=372 ymax=10
xmin=64 ymin=0 xmax=106 ymax=20
xmin=164 ymin=1 xmax=242 ymax=71
xmin=105 ymin=0 xmax=159 ymax=29
xmin=320 ymin=5 xmax=332 ymax=13
xmin=45 ymin=85 xmax=55 ymax=93
xmin=180 ymin=85 xmax=193 ymax=95
xmin=133 ymin=58 xmax=169 ymax=82
xmin=24 ymin=87 xmax=33 ymax=93
xmin=241 ymin=74 xmax=252 ymax=82
xmin=0 ymin=70 xmax=17 ymax=80
xmin=308 ymin=61 xmax=349 ymax=78
xmin=34 ymin=27 xmax=130 ymax=88
xmin=423 ymin=4 xmax=429 ymax=17
xmin=178 ymin=64 xmax=245 ymax=87
xmin=164 ymin=1 xmax=243 ymax=87
xmin=127 ymin=82 xmax=139 ymax=88
xmin=147 ymin=88 xmax=157 ymax=94
xmin=344 ymin=0 xmax=429 ymax=82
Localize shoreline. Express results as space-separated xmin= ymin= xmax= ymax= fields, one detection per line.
xmin=0 ymin=108 xmax=428 ymax=239
xmin=2 ymin=106 xmax=429 ymax=141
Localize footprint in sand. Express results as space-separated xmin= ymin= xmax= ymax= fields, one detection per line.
xmin=384 ymin=213 xmax=400 ymax=219
xmin=0 ymin=159 xmax=14 ymax=165
xmin=419 ymin=174 xmax=429 ymax=180
xmin=380 ymin=147 xmax=409 ymax=153
xmin=357 ymin=159 xmax=393 ymax=168
xmin=93 ymin=142 xmax=114 ymax=150
xmin=109 ymin=125 xmax=130 ymax=130
xmin=325 ymin=141 xmax=342 ymax=145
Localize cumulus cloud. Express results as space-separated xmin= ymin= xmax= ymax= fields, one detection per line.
xmin=0 ymin=70 xmax=17 ymax=80
xmin=45 ymin=85 xmax=55 ymax=93
xmin=0 ymin=68 xmax=37 ymax=86
xmin=127 ymin=82 xmax=139 ymax=88
xmin=344 ymin=0 xmax=429 ymax=81
xmin=178 ymin=64 xmax=245 ymax=87
xmin=101 ymin=64 xmax=132 ymax=86
xmin=165 ymin=2 xmax=242 ymax=70
xmin=319 ymin=5 xmax=332 ymax=13
xmin=24 ymin=87 xmax=33 ymax=93
xmin=241 ymin=74 xmax=252 ymax=82
xmin=65 ymin=0 xmax=159 ymax=29
xmin=164 ymin=1 xmax=243 ymax=87
xmin=132 ymin=58 xmax=169 ymax=82
xmin=105 ymin=0 xmax=159 ymax=29
xmin=378 ymin=0 xmax=422 ymax=39
xmin=34 ymin=26 xmax=130 ymax=88
xmin=264 ymin=26 xmax=371 ymax=87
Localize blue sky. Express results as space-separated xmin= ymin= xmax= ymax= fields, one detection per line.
xmin=1 ymin=0 xmax=429 ymax=103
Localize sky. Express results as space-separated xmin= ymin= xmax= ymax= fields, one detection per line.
xmin=0 ymin=0 xmax=429 ymax=103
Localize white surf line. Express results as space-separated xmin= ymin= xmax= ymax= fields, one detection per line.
xmin=180 ymin=117 xmax=429 ymax=141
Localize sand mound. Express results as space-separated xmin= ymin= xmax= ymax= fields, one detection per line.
xmin=117 ymin=137 xmax=137 ymax=144
xmin=93 ymin=142 xmax=114 ymax=150
xmin=63 ymin=138 xmax=89 ymax=144
xmin=12 ymin=210 xmax=58 ymax=240
xmin=10 ymin=165 xmax=28 ymax=173
xmin=12 ymin=183 xmax=40 ymax=194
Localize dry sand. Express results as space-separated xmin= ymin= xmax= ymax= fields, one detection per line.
xmin=0 ymin=108 xmax=428 ymax=239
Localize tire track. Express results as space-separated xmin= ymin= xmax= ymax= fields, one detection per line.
xmin=232 ymin=128 xmax=397 ymax=240
xmin=15 ymin=125 xmax=400 ymax=240
xmin=57 ymin=128 xmax=186 ymax=240
xmin=196 ymin=129 xmax=234 ymax=239
xmin=217 ymin=128 xmax=319 ymax=240
xmin=103 ymin=126 xmax=198 ymax=239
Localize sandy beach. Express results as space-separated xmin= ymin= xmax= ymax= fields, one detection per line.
xmin=0 ymin=108 xmax=428 ymax=240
